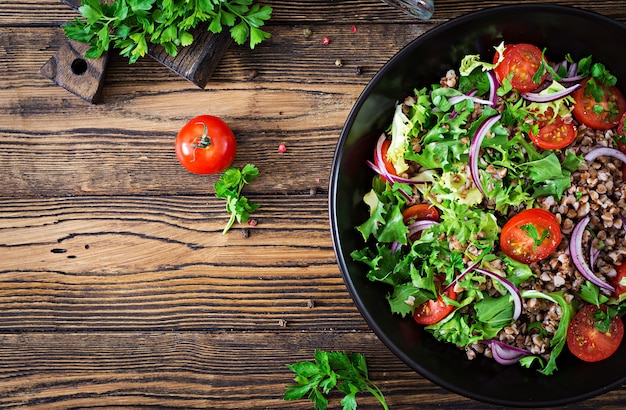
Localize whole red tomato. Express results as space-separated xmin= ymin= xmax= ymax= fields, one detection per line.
xmin=175 ymin=115 xmax=237 ymax=174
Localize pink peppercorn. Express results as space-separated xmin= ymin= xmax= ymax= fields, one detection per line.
xmin=351 ymin=26 xmax=357 ymax=33
xmin=322 ymin=37 xmax=331 ymax=45
xmin=278 ymin=143 xmax=287 ymax=153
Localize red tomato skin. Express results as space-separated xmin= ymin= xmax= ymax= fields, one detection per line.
xmin=402 ymin=204 xmax=440 ymax=224
xmin=612 ymin=263 xmax=626 ymax=298
xmin=493 ymin=43 xmax=547 ymax=93
xmin=413 ymin=284 xmax=457 ymax=325
xmin=175 ymin=115 xmax=237 ymax=174
xmin=528 ymin=116 xmax=577 ymax=150
xmin=373 ymin=139 xmax=397 ymax=182
xmin=572 ymin=78 xmax=626 ymax=130
xmin=500 ymin=208 xmax=562 ymax=264
xmin=566 ymin=304 xmax=624 ymax=363
xmin=620 ymin=111 xmax=626 ymax=135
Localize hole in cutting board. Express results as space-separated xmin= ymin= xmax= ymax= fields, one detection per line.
xmin=71 ymin=58 xmax=88 ymax=75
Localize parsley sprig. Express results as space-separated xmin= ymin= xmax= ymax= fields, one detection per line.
xmin=520 ymin=223 xmax=550 ymax=251
xmin=284 ymin=350 xmax=389 ymax=410
xmin=63 ymin=0 xmax=273 ymax=64
xmin=214 ymin=164 xmax=259 ymax=234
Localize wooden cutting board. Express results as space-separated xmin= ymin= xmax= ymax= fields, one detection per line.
xmin=40 ymin=0 xmax=233 ymax=103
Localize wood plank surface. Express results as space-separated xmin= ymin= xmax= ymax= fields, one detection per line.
xmin=1 ymin=0 xmax=625 ymax=408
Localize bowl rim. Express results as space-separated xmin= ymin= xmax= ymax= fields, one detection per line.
xmin=329 ymin=3 xmax=626 ymax=407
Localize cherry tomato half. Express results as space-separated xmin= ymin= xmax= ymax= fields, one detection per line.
xmin=402 ymin=204 xmax=440 ymax=224
xmin=566 ymin=304 xmax=624 ymax=362
xmin=500 ymin=208 xmax=562 ymax=264
xmin=373 ymin=139 xmax=397 ymax=182
xmin=493 ymin=43 xmax=547 ymax=93
xmin=611 ymin=263 xmax=626 ymax=298
xmin=619 ymin=111 xmax=626 ymax=136
xmin=413 ymin=279 xmax=457 ymax=325
xmin=528 ymin=116 xmax=577 ymax=150
xmin=572 ymin=78 xmax=626 ymax=130
xmin=175 ymin=115 xmax=237 ymax=174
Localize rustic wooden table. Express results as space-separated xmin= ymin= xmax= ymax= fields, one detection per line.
xmin=1 ymin=1 xmax=625 ymax=408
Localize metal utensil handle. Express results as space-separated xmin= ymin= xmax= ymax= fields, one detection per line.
xmin=380 ymin=0 xmax=434 ymax=20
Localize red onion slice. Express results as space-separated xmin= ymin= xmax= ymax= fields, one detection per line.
xmin=486 ymin=70 xmax=498 ymax=108
xmin=390 ymin=240 xmax=402 ymax=254
xmin=443 ymin=259 xmax=481 ymax=292
xmin=521 ymin=83 xmax=581 ymax=103
xmin=590 ymin=246 xmax=601 ymax=268
xmin=483 ymin=339 xmax=531 ymax=365
xmin=474 ymin=268 xmax=522 ymax=320
xmin=584 ymin=147 xmax=626 ymax=164
xmin=469 ymin=114 xmax=502 ymax=197
xmin=407 ymin=219 xmax=439 ymax=238
xmin=448 ymin=94 xmax=493 ymax=106
xmin=569 ymin=216 xmax=615 ymax=292
xmin=374 ymin=133 xmax=396 ymax=182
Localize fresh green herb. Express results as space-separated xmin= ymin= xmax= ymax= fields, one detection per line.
xmin=577 ymin=60 xmax=619 ymax=117
xmin=592 ymin=304 xmax=624 ymax=333
xmin=284 ymin=350 xmax=389 ymax=410
xmin=63 ymin=0 xmax=273 ymax=64
xmin=214 ymin=164 xmax=259 ymax=234
xmin=519 ymin=223 xmax=549 ymax=250
xmin=580 ymin=280 xmax=609 ymax=307
xmin=520 ymin=290 xmax=574 ymax=375
xmin=533 ymin=48 xmax=562 ymax=85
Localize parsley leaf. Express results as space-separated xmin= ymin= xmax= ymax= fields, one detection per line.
xmin=579 ymin=280 xmax=609 ymax=307
xmin=285 ymin=350 xmax=389 ymax=410
xmin=519 ymin=223 xmax=549 ymax=250
xmin=214 ymin=164 xmax=259 ymax=234
xmin=64 ymin=0 xmax=273 ymax=64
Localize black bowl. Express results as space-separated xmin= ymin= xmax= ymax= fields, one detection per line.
xmin=329 ymin=4 xmax=626 ymax=407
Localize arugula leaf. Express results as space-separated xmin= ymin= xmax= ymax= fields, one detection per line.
xmin=214 ymin=164 xmax=259 ymax=234
xmin=285 ymin=350 xmax=389 ymax=410
xmin=474 ymin=294 xmax=514 ymax=328
xmin=64 ymin=0 xmax=273 ymax=63
xmin=356 ymin=183 xmax=409 ymax=244
xmin=520 ymin=290 xmax=574 ymax=375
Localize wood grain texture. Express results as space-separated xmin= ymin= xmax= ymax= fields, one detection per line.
xmin=0 ymin=331 xmax=623 ymax=409
xmin=39 ymin=39 xmax=109 ymax=103
xmin=1 ymin=1 xmax=625 ymax=408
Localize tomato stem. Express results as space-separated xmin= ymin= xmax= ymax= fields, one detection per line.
xmin=192 ymin=122 xmax=211 ymax=149
xmin=190 ymin=122 xmax=211 ymax=163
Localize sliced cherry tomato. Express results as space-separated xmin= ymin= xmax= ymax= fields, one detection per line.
xmin=530 ymin=106 xmax=555 ymax=128
xmin=413 ymin=279 xmax=457 ymax=325
xmin=175 ymin=115 xmax=237 ymax=174
xmin=402 ymin=204 xmax=440 ymax=224
xmin=572 ymin=78 xmax=626 ymax=130
xmin=528 ymin=116 xmax=576 ymax=150
xmin=373 ymin=139 xmax=397 ymax=182
xmin=493 ymin=43 xmax=547 ymax=93
xmin=500 ymin=208 xmax=562 ymax=264
xmin=620 ymin=111 xmax=626 ymax=136
xmin=566 ymin=304 xmax=624 ymax=362
xmin=611 ymin=263 xmax=626 ymax=298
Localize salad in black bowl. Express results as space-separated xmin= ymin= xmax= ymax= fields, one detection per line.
xmin=330 ymin=4 xmax=626 ymax=407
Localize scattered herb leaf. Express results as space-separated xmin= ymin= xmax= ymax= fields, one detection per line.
xmin=520 ymin=223 xmax=549 ymax=250
xmin=214 ymin=164 xmax=259 ymax=234
xmin=284 ymin=350 xmax=389 ymax=410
